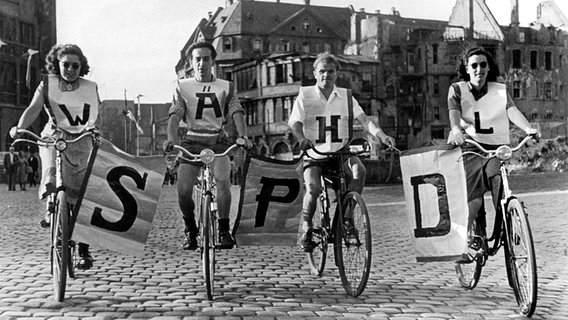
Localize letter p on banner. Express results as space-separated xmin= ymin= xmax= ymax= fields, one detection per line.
xmin=400 ymin=145 xmax=468 ymax=262
xmin=232 ymin=154 xmax=304 ymax=246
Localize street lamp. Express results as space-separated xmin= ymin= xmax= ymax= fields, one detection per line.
xmin=136 ymin=94 xmax=143 ymax=156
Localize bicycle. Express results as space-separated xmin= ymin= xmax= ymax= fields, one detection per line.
xmin=12 ymin=128 xmax=99 ymax=302
xmin=304 ymin=145 xmax=372 ymax=297
xmin=169 ymin=139 xmax=244 ymax=300
xmin=455 ymin=134 xmax=538 ymax=317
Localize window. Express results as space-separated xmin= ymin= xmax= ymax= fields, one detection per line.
xmin=544 ymin=82 xmax=552 ymax=99
xmin=223 ymin=37 xmax=233 ymax=51
xmin=559 ymin=55 xmax=563 ymax=68
xmin=433 ymin=106 xmax=440 ymax=120
xmin=433 ymin=75 xmax=439 ymax=95
xmin=545 ymin=51 xmax=552 ymax=70
xmin=513 ymin=81 xmax=522 ymax=98
xmin=253 ymin=39 xmax=262 ymax=52
xmin=432 ymin=44 xmax=438 ymax=64
xmin=324 ymin=43 xmax=331 ymax=53
xmin=19 ymin=22 xmax=35 ymax=47
xmin=283 ymin=97 xmax=291 ymax=121
xmin=302 ymin=42 xmax=310 ymax=53
xmin=512 ymin=50 xmax=522 ymax=68
xmin=280 ymin=40 xmax=290 ymax=52
xmin=530 ymin=51 xmax=538 ymax=69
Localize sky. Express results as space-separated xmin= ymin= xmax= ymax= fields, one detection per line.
xmin=56 ymin=0 xmax=568 ymax=103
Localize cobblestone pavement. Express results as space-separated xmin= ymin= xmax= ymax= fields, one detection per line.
xmin=0 ymin=173 xmax=567 ymax=320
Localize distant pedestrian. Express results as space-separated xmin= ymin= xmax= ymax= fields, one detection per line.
xmin=16 ymin=151 xmax=28 ymax=191
xmin=3 ymin=146 xmax=19 ymax=191
xmin=27 ymin=151 xmax=39 ymax=187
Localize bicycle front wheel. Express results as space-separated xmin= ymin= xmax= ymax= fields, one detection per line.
xmin=505 ymin=198 xmax=537 ymax=316
xmin=201 ymin=194 xmax=215 ymax=300
xmin=51 ymin=191 xmax=70 ymax=302
xmin=334 ymin=191 xmax=371 ymax=297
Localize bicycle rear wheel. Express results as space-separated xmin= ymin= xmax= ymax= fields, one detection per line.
xmin=455 ymin=215 xmax=485 ymax=290
xmin=505 ymin=198 xmax=537 ymax=316
xmin=334 ymin=191 xmax=371 ymax=297
xmin=51 ymin=191 xmax=70 ymax=302
xmin=308 ymin=196 xmax=329 ymax=276
xmin=201 ymin=194 xmax=215 ymax=300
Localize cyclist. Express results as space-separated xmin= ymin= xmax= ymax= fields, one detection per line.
xmin=163 ymin=41 xmax=252 ymax=251
xmin=10 ymin=44 xmax=101 ymax=269
xmin=446 ymin=47 xmax=537 ymax=262
xmin=288 ymin=53 xmax=396 ymax=252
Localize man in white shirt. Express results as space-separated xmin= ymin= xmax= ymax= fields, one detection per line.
xmin=288 ymin=53 xmax=396 ymax=252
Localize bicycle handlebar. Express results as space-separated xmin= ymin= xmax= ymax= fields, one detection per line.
xmin=303 ymin=143 xmax=369 ymax=159
xmin=170 ymin=138 xmax=245 ymax=163
xmin=464 ymin=134 xmax=537 ymax=160
xmin=11 ymin=128 xmax=99 ymax=147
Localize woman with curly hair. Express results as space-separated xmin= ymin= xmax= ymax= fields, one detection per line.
xmin=10 ymin=44 xmax=100 ymax=270
xmin=446 ymin=46 xmax=537 ymax=263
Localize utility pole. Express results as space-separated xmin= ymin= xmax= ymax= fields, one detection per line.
xmin=136 ymin=94 xmax=143 ymax=156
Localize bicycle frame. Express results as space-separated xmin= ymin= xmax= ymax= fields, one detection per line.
xmin=12 ymin=128 xmax=98 ymax=302
xmin=456 ymin=135 xmax=538 ymax=316
xmin=304 ymin=145 xmax=372 ymax=297
xmin=171 ymin=140 xmax=243 ymax=300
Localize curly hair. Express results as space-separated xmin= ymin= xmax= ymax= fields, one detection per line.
xmin=187 ymin=41 xmax=217 ymax=60
xmin=456 ymin=46 xmax=499 ymax=82
xmin=45 ymin=44 xmax=91 ymax=77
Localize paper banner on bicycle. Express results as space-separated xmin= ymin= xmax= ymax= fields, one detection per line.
xmin=400 ymin=145 xmax=469 ymax=262
xmin=73 ymin=138 xmax=167 ymax=256
xmin=232 ymin=154 xmax=304 ymax=246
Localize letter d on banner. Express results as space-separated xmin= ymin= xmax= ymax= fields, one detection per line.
xmin=400 ymin=145 xmax=469 ymax=262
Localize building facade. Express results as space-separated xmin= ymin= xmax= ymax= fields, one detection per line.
xmin=0 ymin=0 xmax=56 ymax=151
xmin=348 ymin=0 xmax=568 ymax=148
xmin=99 ymin=99 xmax=170 ymax=156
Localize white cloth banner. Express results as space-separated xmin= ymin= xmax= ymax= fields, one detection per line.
xmin=74 ymin=138 xmax=167 ymax=255
xmin=400 ymin=145 xmax=469 ymax=262
xmin=233 ymin=154 xmax=304 ymax=246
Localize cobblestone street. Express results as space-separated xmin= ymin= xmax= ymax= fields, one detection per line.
xmin=0 ymin=173 xmax=567 ymax=319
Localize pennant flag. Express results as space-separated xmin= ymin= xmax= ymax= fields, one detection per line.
xmin=0 ymin=38 xmax=7 ymax=48
xmin=74 ymin=138 xmax=167 ymax=255
xmin=125 ymin=109 xmax=144 ymax=134
xmin=232 ymin=154 xmax=304 ymax=246
xmin=25 ymin=49 xmax=39 ymax=89
xmin=399 ymin=145 xmax=469 ymax=262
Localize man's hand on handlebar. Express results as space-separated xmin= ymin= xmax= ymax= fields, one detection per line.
xmin=375 ymin=132 xmax=396 ymax=149
xmin=299 ymin=138 xmax=314 ymax=151
xmin=162 ymin=140 xmax=174 ymax=154
xmin=9 ymin=126 xmax=20 ymax=139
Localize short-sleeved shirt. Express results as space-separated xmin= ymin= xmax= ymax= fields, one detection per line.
xmin=448 ymin=81 xmax=514 ymax=146
xmin=288 ymin=85 xmax=364 ymax=159
xmin=169 ymin=76 xmax=243 ymax=145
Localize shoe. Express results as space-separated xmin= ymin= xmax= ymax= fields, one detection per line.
xmin=343 ymin=218 xmax=359 ymax=245
xmin=299 ymin=229 xmax=316 ymax=253
xmin=76 ymin=245 xmax=93 ymax=270
xmin=218 ymin=230 xmax=236 ymax=249
xmin=40 ymin=211 xmax=51 ymax=228
xmin=182 ymin=231 xmax=198 ymax=250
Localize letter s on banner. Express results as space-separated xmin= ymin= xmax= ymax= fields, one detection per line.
xmin=73 ymin=138 xmax=167 ymax=256
xmin=91 ymin=166 xmax=148 ymax=232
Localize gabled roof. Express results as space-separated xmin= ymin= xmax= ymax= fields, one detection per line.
xmin=214 ymin=1 xmax=349 ymax=39
xmin=269 ymin=7 xmax=345 ymax=39
xmin=448 ymin=0 xmax=504 ymax=41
